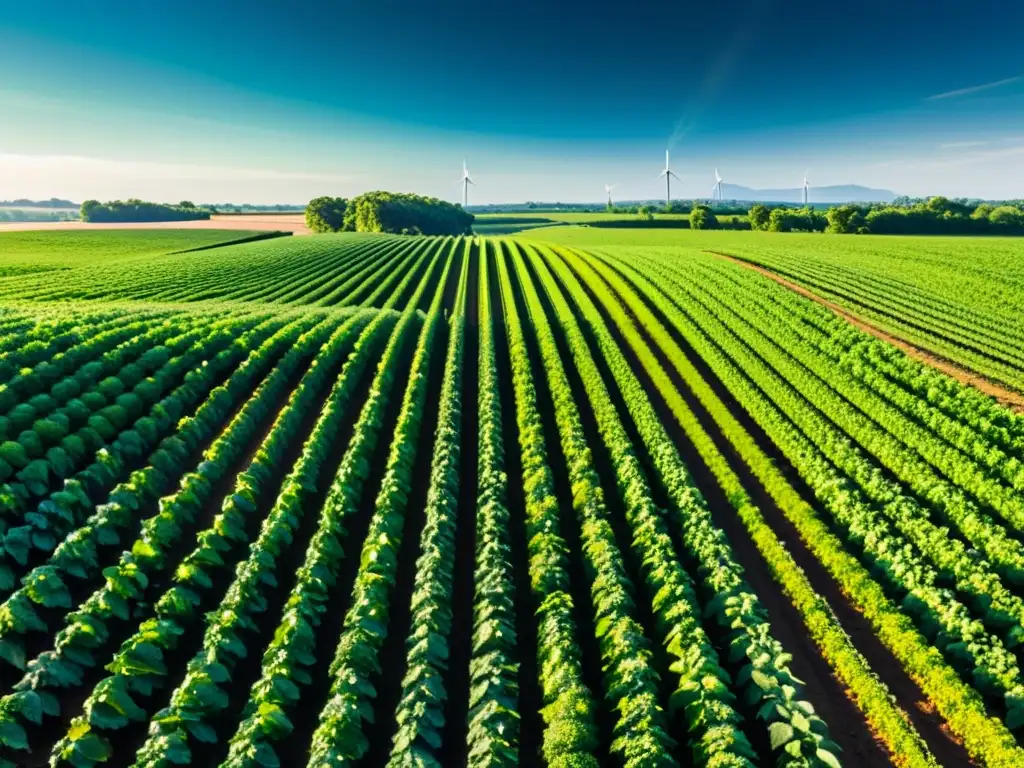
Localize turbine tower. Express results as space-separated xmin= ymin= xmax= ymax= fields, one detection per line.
xmin=605 ymin=183 xmax=617 ymax=208
xmin=460 ymin=160 xmax=475 ymax=208
xmin=802 ymin=171 xmax=810 ymax=205
xmin=658 ymin=150 xmax=681 ymax=208
xmin=714 ymin=168 xmax=724 ymax=201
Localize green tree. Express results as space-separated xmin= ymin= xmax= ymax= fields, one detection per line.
xmin=825 ymin=205 xmax=864 ymax=234
xmin=637 ymin=205 xmax=655 ymax=222
xmin=767 ymin=208 xmax=789 ymax=232
xmin=689 ymin=204 xmax=718 ymax=230
xmin=179 ymin=201 xmax=196 ymax=209
xmin=748 ymin=204 xmax=770 ymax=231
xmin=989 ymin=205 xmax=1024 ymax=230
xmin=305 ymin=196 xmax=348 ymax=233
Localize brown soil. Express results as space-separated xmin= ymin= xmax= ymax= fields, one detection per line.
xmin=707 ymin=251 xmax=1024 ymax=413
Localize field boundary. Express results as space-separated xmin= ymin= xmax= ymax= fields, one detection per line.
xmin=168 ymin=229 xmax=292 ymax=254
xmin=707 ymin=250 xmax=1024 ymax=412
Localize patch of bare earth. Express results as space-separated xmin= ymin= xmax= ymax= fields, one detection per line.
xmin=708 ymin=251 xmax=1024 ymax=413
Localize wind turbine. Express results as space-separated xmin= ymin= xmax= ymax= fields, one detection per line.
xmin=605 ymin=183 xmax=617 ymax=208
xmin=658 ymin=150 xmax=681 ymax=208
xmin=802 ymin=171 xmax=810 ymax=205
xmin=714 ymin=168 xmax=724 ymax=201
xmin=459 ymin=160 xmax=475 ymax=207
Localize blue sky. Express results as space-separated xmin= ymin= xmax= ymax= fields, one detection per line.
xmin=2 ymin=0 xmax=1023 ymax=204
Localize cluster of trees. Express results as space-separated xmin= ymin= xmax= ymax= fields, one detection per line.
xmin=80 ymin=199 xmax=211 ymax=223
xmin=748 ymin=204 xmax=827 ymax=232
xmin=0 ymin=198 xmax=77 ymax=209
xmin=823 ymin=197 xmax=1024 ymax=235
xmin=0 ymin=209 xmax=76 ymax=223
xmin=745 ymin=197 xmax=1024 ymax=236
xmin=305 ymin=196 xmax=349 ymax=233
xmin=305 ymin=192 xmax=473 ymax=235
xmin=689 ymin=204 xmax=719 ymax=230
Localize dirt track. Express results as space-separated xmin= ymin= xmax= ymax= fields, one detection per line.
xmin=709 ymin=251 xmax=1024 ymax=412
xmin=0 ymin=214 xmax=312 ymax=235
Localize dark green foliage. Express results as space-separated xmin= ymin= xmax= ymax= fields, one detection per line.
xmin=689 ymin=204 xmax=719 ymax=230
xmin=748 ymin=204 xmax=770 ymax=231
xmin=304 ymin=196 xmax=348 ymax=233
xmin=767 ymin=207 xmax=827 ymax=232
xmin=753 ymin=196 xmax=1024 ymax=236
xmin=339 ymin=191 xmax=474 ymax=235
xmin=825 ymin=205 xmax=865 ymax=234
xmin=80 ymin=199 xmax=210 ymax=223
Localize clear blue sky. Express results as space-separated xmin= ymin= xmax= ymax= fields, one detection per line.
xmin=2 ymin=0 xmax=1023 ymax=203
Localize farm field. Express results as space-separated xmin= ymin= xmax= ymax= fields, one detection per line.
xmin=520 ymin=227 xmax=1024 ymax=397
xmin=0 ymin=231 xmax=282 ymax=278
xmin=0 ymin=230 xmax=1023 ymax=768
xmin=0 ymin=214 xmax=310 ymax=236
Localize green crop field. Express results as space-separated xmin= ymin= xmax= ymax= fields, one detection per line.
xmin=0 ymin=227 xmax=1023 ymax=768
xmin=0 ymin=230 xmax=282 ymax=278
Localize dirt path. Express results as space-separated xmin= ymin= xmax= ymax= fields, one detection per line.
xmin=708 ymin=251 xmax=1024 ymax=413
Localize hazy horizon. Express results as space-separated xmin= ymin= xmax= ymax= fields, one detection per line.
xmin=2 ymin=0 xmax=1022 ymax=205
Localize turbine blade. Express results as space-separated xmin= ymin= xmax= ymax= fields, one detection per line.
xmin=669 ymin=171 xmax=682 ymax=181
xmin=467 ymin=177 xmax=476 ymax=186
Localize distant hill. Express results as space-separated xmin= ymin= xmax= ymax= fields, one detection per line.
xmin=718 ymin=183 xmax=896 ymax=204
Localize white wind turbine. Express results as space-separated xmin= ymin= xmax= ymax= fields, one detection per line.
xmin=658 ymin=150 xmax=681 ymax=207
xmin=605 ymin=183 xmax=617 ymax=208
xmin=802 ymin=171 xmax=810 ymax=205
xmin=714 ymin=168 xmax=724 ymax=201
xmin=459 ymin=160 xmax=476 ymax=207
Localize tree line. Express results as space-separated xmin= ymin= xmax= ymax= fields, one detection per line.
xmin=80 ymin=199 xmax=211 ymax=223
xmin=743 ymin=197 xmax=1024 ymax=235
xmin=305 ymin=192 xmax=473 ymax=235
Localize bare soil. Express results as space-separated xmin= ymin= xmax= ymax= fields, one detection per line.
xmin=708 ymin=251 xmax=1024 ymax=412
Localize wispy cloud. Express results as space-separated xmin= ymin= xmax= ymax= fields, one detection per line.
xmin=926 ymin=76 xmax=1021 ymax=101
xmin=939 ymin=140 xmax=988 ymax=149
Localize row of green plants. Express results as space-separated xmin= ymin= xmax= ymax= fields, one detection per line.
xmin=0 ymin=316 xmax=194 ymax=497
xmin=0 ymin=316 xmax=341 ymax=762
xmin=0 ymin=312 xmax=142 ymax=383
xmin=703 ymin=261 xmax=1024 ymax=483
xmin=131 ymin=238 xmax=447 ymax=767
xmin=678 ymin=257 xmax=1024 ymax=572
xmin=463 ymin=242 xmax=520 ymax=766
xmin=730 ymin=253 xmax=1024 ymax=391
xmin=544 ymin=244 xmax=940 ymax=767
xmin=753 ymin=256 xmax=1024 ymax=366
xmin=126 ymin=311 xmax=401 ymax=768
xmin=0 ymin=314 xmax=175 ymax=421
xmin=386 ymin=243 xmax=470 ymax=764
xmin=522 ymin=243 xmax=760 ymax=767
xmin=0 ymin=315 xmax=277 ymax=593
xmin=303 ymin=263 xmax=452 ymax=765
xmin=578 ymin=248 xmax=1023 ymax=766
xmin=634 ymin=252 xmax=1024 ymax=717
xmin=492 ymin=241 xmax=599 ymax=765
xmin=0 ymin=317 xmax=314 ymax=673
xmin=503 ymin=242 xmax=677 ymax=766
xmin=704 ymin=258 xmax=1024 ymax=460
xmin=553 ymin=247 xmax=844 ymax=768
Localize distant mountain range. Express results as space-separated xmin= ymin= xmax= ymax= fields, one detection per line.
xmin=717 ymin=183 xmax=897 ymax=204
